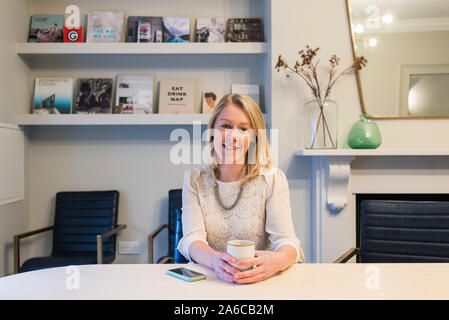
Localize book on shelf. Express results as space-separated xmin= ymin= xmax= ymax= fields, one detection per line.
xmin=115 ymin=74 xmax=154 ymax=114
xmin=32 ymin=78 xmax=73 ymax=114
xmin=28 ymin=15 xmax=64 ymax=43
xmin=126 ymin=16 xmax=163 ymax=43
xmin=86 ymin=11 xmax=125 ymax=43
xmin=158 ymin=79 xmax=196 ymax=114
xmin=162 ymin=17 xmax=190 ymax=42
xmin=202 ymin=90 xmax=224 ymax=114
xmin=231 ymin=84 xmax=260 ymax=106
xmin=74 ymin=78 xmax=113 ymax=114
xmin=226 ymin=18 xmax=263 ymax=42
xmin=195 ymin=17 xmax=226 ymax=42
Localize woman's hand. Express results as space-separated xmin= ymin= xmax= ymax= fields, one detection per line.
xmin=211 ymin=252 xmax=242 ymax=283
xmin=232 ymin=250 xmax=290 ymax=284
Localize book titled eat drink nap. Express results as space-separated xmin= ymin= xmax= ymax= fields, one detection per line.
xmin=158 ymin=79 xmax=195 ymax=114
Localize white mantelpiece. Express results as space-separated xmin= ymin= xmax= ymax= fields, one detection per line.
xmin=295 ymin=148 xmax=449 ymax=263
xmin=294 ymin=148 xmax=449 ymax=156
xmin=295 ymin=148 xmax=449 ymax=212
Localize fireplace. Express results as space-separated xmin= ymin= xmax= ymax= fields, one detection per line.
xmin=297 ymin=152 xmax=449 ymax=262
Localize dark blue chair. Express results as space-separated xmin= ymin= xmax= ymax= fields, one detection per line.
xmin=335 ymin=200 xmax=449 ymax=263
xmin=14 ymin=190 xmax=126 ymax=273
xmin=148 ymin=189 xmax=188 ymax=264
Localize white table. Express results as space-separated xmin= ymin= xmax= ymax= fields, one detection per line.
xmin=0 ymin=263 xmax=448 ymax=300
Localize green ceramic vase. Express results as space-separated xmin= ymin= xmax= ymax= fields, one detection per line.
xmin=347 ymin=114 xmax=382 ymax=149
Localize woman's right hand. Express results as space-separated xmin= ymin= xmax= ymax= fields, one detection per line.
xmin=211 ymin=252 xmax=241 ymax=283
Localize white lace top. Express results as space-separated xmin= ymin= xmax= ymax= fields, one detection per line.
xmin=177 ymin=165 xmax=305 ymax=263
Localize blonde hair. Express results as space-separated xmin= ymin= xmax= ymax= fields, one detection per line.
xmin=206 ymin=94 xmax=274 ymax=183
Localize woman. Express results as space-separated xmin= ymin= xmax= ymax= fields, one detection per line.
xmin=177 ymin=94 xmax=304 ymax=284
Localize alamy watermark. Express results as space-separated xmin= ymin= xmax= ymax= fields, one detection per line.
xmin=169 ymin=121 xmax=279 ymax=166
xmin=365 ymin=265 xmax=380 ymax=290
xmin=65 ymin=265 xmax=80 ymax=290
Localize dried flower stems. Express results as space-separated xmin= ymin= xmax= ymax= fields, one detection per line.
xmin=275 ymin=46 xmax=367 ymax=148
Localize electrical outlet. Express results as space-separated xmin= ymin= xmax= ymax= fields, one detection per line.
xmin=118 ymin=241 xmax=140 ymax=255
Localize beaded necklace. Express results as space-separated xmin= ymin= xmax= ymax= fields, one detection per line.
xmin=213 ymin=181 xmax=246 ymax=210
xmin=213 ymin=167 xmax=246 ymax=210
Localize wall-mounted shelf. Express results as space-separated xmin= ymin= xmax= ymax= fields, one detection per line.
xmin=17 ymin=42 xmax=271 ymax=126
xmin=16 ymin=114 xmax=211 ymax=126
xmin=16 ymin=42 xmax=269 ymax=59
xmin=16 ymin=113 xmax=268 ymax=126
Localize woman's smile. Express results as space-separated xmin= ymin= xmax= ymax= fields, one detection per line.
xmin=223 ymin=143 xmax=241 ymax=151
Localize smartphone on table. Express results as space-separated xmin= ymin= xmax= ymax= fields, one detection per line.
xmin=166 ymin=267 xmax=207 ymax=282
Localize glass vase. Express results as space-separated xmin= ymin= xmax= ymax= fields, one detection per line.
xmin=347 ymin=114 xmax=382 ymax=149
xmin=304 ymin=99 xmax=338 ymax=149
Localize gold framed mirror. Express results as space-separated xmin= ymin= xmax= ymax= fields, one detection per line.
xmin=346 ymin=0 xmax=449 ymax=119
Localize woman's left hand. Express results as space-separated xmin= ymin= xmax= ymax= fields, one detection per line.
xmin=232 ymin=250 xmax=288 ymax=284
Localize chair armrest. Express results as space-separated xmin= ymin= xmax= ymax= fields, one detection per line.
xmin=158 ymin=256 xmax=172 ymax=264
xmin=147 ymin=224 xmax=168 ymax=264
xmin=334 ymin=248 xmax=360 ymax=263
xmin=13 ymin=226 xmax=54 ymax=274
xmin=96 ymin=224 xmax=127 ymax=264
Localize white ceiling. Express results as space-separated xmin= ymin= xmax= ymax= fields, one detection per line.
xmin=350 ymin=0 xmax=449 ymax=20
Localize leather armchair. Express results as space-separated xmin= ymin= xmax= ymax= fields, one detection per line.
xmin=14 ymin=190 xmax=126 ymax=273
xmin=335 ymin=200 xmax=449 ymax=263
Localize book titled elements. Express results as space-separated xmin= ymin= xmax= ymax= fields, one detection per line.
xmin=32 ymin=78 xmax=73 ymax=114
xmin=115 ymin=74 xmax=154 ymax=114
xmin=87 ymin=11 xmax=125 ymax=42
xmin=158 ymin=79 xmax=195 ymax=114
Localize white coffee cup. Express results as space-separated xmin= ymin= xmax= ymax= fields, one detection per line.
xmin=226 ymin=240 xmax=255 ymax=271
